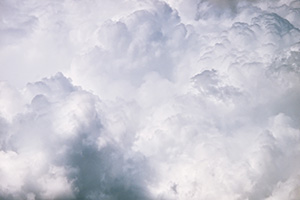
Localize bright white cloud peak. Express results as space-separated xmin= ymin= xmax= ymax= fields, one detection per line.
xmin=0 ymin=0 xmax=300 ymax=199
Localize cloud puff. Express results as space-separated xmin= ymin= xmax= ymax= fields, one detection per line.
xmin=0 ymin=73 xmax=152 ymax=200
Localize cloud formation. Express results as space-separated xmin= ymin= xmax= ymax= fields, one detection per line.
xmin=1 ymin=0 xmax=300 ymax=199
xmin=0 ymin=73 xmax=152 ymax=199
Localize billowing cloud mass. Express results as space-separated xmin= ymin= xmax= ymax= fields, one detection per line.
xmin=0 ymin=0 xmax=300 ymax=199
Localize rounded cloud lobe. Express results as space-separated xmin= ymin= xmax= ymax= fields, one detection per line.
xmin=1 ymin=0 xmax=300 ymax=199
xmin=0 ymin=73 xmax=152 ymax=199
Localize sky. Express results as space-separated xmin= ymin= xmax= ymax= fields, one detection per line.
xmin=0 ymin=0 xmax=300 ymax=199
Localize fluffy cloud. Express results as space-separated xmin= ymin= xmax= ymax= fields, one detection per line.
xmin=1 ymin=0 xmax=300 ymax=199
xmin=0 ymin=73 xmax=152 ymax=199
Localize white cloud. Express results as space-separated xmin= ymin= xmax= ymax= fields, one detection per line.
xmin=1 ymin=0 xmax=300 ymax=199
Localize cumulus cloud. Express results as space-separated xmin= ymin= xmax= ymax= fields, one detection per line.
xmin=0 ymin=73 xmax=152 ymax=199
xmin=1 ymin=0 xmax=300 ymax=199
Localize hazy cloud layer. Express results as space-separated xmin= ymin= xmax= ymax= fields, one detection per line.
xmin=1 ymin=0 xmax=300 ymax=199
